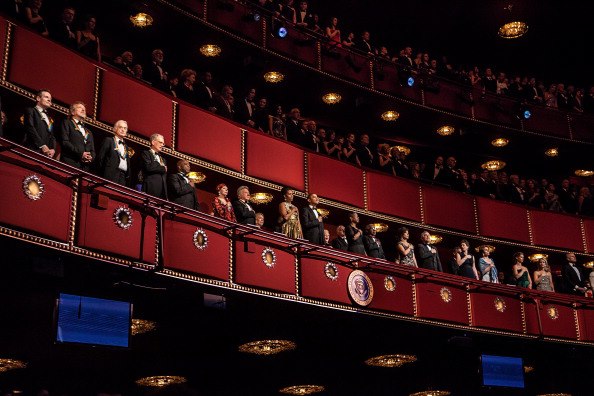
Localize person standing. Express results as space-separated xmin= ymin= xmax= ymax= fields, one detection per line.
xmin=59 ymin=101 xmax=95 ymax=171
xmin=167 ymin=159 xmax=199 ymax=210
xmin=278 ymin=187 xmax=303 ymax=239
xmin=562 ymin=252 xmax=586 ymax=295
xmin=97 ymin=120 xmax=131 ymax=186
xmin=345 ymin=212 xmax=366 ymax=255
xmin=233 ymin=186 xmax=256 ymax=225
xmin=301 ymin=193 xmax=324 ymax=244
xmin=417 ymin=230 xmax=442 ymax=271
xmin=24 ymin=89 xmax=56 ymax=158
xmin=141 ymin=133 xmax=168 ymax=199
xmin=363 ymin=224 xmax=385 ymax=259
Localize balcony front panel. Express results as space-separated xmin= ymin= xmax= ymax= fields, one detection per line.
xmin=177 ymin=104 xmax=242 ymax=172
xmin=0 ymin=18 xmax=7 ymax=74
xmin=99 ymin=70 xmax=173 ymax=143
xmin=524 ymin=106 xmax=570 ymax=138
xmin=422 ymin=185 xmax=475 ymax=233
xmin=300 ymin=257 xmax=351 ymax=304
xmin=234 ymin=241 xmax=296 ymax=294
xmin=367 ymin=271 xmax=415 ymax=316
xmin=476 ymin=197 xmax=531 ymax=244
xmin=176 ymin=0 xmax=205 ymax=17
xmin=523 ymin=299 xmax=541 ymax=336
xmin=373 ymin=62 xmax=401 ymax=95
xmin=162 ymin=216 xmax=229 ymax=281
xmin=245 ymin=131 xmax=305 ymax=191
xmin=416 ymin=278 xmax=469 ymax=325
xmin=470 ymin=290 xmax=523 ymax=333
xmin=577 ymin=308 xmax=594 ymax=342
xmin=366 ymin=172 xmax=422 ymax=222
xmin=207 ymin=0 xmax=263 ymax=45
xmin=582 ymin=218 xmax=594 ymax=254
xmin=0 ymin=153 xmax=71 ymax=242
xmin=307 ymin=153 xmax=364 ymax=208
xmin=9 ymin=26 xmax=96 ymax=110
xmin=538 ymin=300 xmax=578 ymax=339
xmin=472 ymin=89 xmax=519 ymax=128
xmin=530 ymin=210 xmax=583 ymax=251
xmin=424 ymin=81 xmax=473 ymax=118
xmin=267 ymin=29 xmax=317 ymax=67
xmin=569 ymin=112 xmax=594 ymax=142
xmin=76 ymin=189 xmax=157 ymax=263
xmin=321 ymin=47 xmax=370 ymax=86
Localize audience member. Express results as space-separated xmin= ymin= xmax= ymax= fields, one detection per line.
xmin=278 ymin=186 xmax=303 ymax=238
xmin=455 ymin=239 xmax=478 ymax=279
xmin=212 ymin=183 xmax=236 ymax=221
xmin=295 ymin=0 xmax=314 ymax=29
xmin=215 ymin=85 xmax=234 ymax=120
xmin=477 ymin=245 xmax=498 ymax=283
xmin=253 ymin=97 xmax=269 ymax=132
xmin=562 ymin=252 xmax=586 ymax=295
xmin=286 ymin=107 xmax=304 ymax=145
xmin=325 ymin=17 xmax=341 ymax=48
xmin=323 ymin=229 xmax=331 ymax=246
xmin=49 ymin=6 xmax=76 ymax=48
xmin=331 ymin=225 xmax=348 ymax=250
xmin=512 ymin=252 xmax=532 ymax=288
xmin=24 ymin=0 xmax=48 ymax=36
xmin=342 ymin=132 xmax=360 ymax=166
xmin=345 ymin=212 xmax=366 ymax=254
xmin=255 ymin=212 xmax=265 ymax=229
xmin=235 ymin=88 xmax=257 ymax=128
xmin=167 ymin=159 xmax=199 ymax=210
xmin=97 ymin=120 xmax=130 ymax=186
xmin=396 ymin=226 xmax=417 ymax=267
xmin=417 ymin=230 xmax=442 ymax=272
xmin=118 ymin=51 xmax=134 ymax=75
xmin=76 ymin=15 xmax=101 ymax=61
xmin=59 ymin=101 xmax=95 ymax=170
xmin=24 ymin=89 xmax=56 ymax=158
xmin=533 ymin=257 xmax=555 ymax=292
xmin=144 ymin=49 xmax=169 ymax=91
xmin=141 ymin=133 xmax=168 ymax=199
xmin=195 ymin=71 xmax=216 ymax=111
xmin=356 ymin=133 xmax=373 ymax=168
xmin=301 ymin=193 xmax=324 ymax=244
xmin=269 ymin=104 xmax=287 ymax=139
xmin=233 ymin=185 xmax=256 ymax=225
xmin=176 ymin=69 xmax=198 ymax=105
xmin=363 ymin=224 xmax=385 ymax=259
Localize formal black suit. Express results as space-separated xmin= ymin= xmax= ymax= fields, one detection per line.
xmin=24 ymin=106 xmax=55 ymax=152
xmin=195 ymin=82 xmax=215 ymax=110
xmin=144 ymin=61 xmax=168 ymax=91
xmin=562 ymin=263 xmax=585 ymax=294
xmin=234 ymin=98 xmax=255 ymax=127
xmin=140 ymin=149 xmax=168 ymax=199
xmin=301 ymin=206 xmax=324 ymax=244
xmin=58 ymin=118 xmax=95 ymax=170
xmin=295 ymin=10 xmax=314 ymax=29
xmin=285 ymin=119 xmax=304 ymax=146
xmin=167 ymin=173 xmax=199 ymax=210
xmin=97 ymin=136 xmax=131 ymax=186
xmin=345 ymin=225 xmax=366 ymax=255
xmin=232 ymin=199 xmax=256 ymax=225
xmin=363 ymin=235 xmax=385 ymax=259
xmin=417 ymin=244 xmax=443 ymax=272
xmin=357 ymin=145 xmax=374 ymax=168
xmin=331 ymin=236 xmax=348 ymax=251
xmin=49 ymin=20 xmax=76 ymax=48
xmin=214 ymin=95 xmax=234 ymax=120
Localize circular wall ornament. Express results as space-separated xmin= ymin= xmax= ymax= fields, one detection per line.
xmin=440 ymin=287 xmax=452 ymax=303
xmin=384 ymin=276 xmax=396 ymax=292
xmin=261 ymin=247 xmax=277 ymax=268
xmin=113 ymin=207 xmax=133 ymax=230
xmin=347 ymin=270 xmax=374 ymax=306
xmin=192 ymin=228 xmax=208 ymax=250
xmin=547 ymin=306 xmax=559 ymax=320
xmin=494 ymin=297 xmax=506 ymax=313
xmin=22 ymin=175 xmax=44 ymax=200
xmin=324 ymin=263 xmax=339 ymax=281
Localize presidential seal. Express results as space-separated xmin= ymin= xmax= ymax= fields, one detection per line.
xmin=347 ymin=270 xmax=374 ymax=306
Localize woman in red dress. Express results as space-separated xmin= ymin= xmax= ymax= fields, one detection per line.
xmin=212 ymin=183 xmax=236 ymax=222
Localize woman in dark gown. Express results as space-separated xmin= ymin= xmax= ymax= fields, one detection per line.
xmin=455 ymin=239 xmax=478 ymax=279
xmin=345 ymin=212 xmax=366 ymax=255
xmin=76 ymin=15 xmax=101 ymax=62
xmin=512 ymin=252 xmax=532 ymax=288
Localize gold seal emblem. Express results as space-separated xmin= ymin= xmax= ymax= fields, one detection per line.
xmin=261 ymin=247 xmax=276 ymax=268
xmin=384 ymin=276 xmax=396 ymax=292
xmin=324 ymin=263 xmax=339 ymax=281
xmin=440 ymin=287 xmax=452 ymax=303
xmin=347 ymin=270 xmax=374 ymax=306
xmin=547 ymin=306 xmax=559 ymax=320
xmin=113 ymin=207 xmax=133 ymax=230
xmin=192 ymin=228 xmax=208 ymax=250
xmin=494 ymin=297 xmax=506 ymax=313
xmin=22 ymin=175 xmax=44 ymax=200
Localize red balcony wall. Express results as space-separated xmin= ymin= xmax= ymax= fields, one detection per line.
xmin=422 ymin=186 xmax=475 ymax=233
xmin=367 ymin=272 xmax=415 ymax=316
xmin=476 ymin=198 xmax=530 ymax=243
xmin=470 ymin=290 xmax=523 ymax=333
xmin=416 ymin=280 xmax=469 ymax=325
xmin=366 ymin=172 xmax=421 ymax=222
xmin=300 ymin=258 xmax=351 ymax=304
xmin=307 ymin=153 xmax=364 ymax=208
xmin=530 ymin=210 xmax=583 ymax=251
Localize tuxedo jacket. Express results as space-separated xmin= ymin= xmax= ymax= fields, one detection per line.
xmin=141 ymin=149 xmax=168 ymax=199
xmin=301 ymin=206 xmax=324 ymax=244
xmin=235 ymin=98 xmax=255 ymax=127
xmin=144 ymin=62 xmax=168 ymax=91
xmin=295 ymin=11 xmax=314 ymax=28
xmin=232 ymin=199 xmax=256 ymax=225
xmin=562 ymin=263 xmax=585 ymax=294
xmin=58 ymin=118 xmax=95 ymax=170
xmin=49 ymin=21 xmax=76 ymax=48
xmin=417 ymin=244 xmax=443 ymax=272
xmin=331 ymin=237 xmax=348 ymax=251
xmin=24 ymin=107 xmax=55 ymax=151
xmin=214 ymin=95 xmax=234 ymax=120
xmin=195 ymin=82 xmax=215 ymax=110
xmin=363 ymin=235 xmax=385 ymax=259
xmin=167 ymin=173 xmax=199 ymax=210
xmin=97 ymin=136 xmax=131 ymax=185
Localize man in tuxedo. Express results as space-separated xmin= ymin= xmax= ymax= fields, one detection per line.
xmin=363 ymin=224 xmax=385 ymax=259
xmin=417 ymin=230 xmax=443 ymax=272
xmin=24 ymin=89 xmax=56 ymax=158
xmin=167 ymin=159 xmax=198 ymax=210
xmin=59 ymin=102 xmax=95 ymax=171
xmin=562 ymin=252 xmax=587 ymax=295
xmin=233 ymin=185 xmax=256 ymax=225
xmin=195 ymin=71 xmax=216 ymax=112
xmin=295 ymin=0 xmax=314 ymax=29
xmin=331 ymin=225 xmax=348 ymax=250
xmin=141 ymin=133 xmax=168 ymax=199
xmin=97 ymin=120 xmax=131 ymax=186
xmin=144 ymin=49 xmax=169 ymax=92
xmin=215 ymin=85 xmax=234 ymax=120
xmin=49 ymin=6 xmax=76 ymax=48
xmin=301 ymin=193 xmax=324 ymax=244
xmin=235 ymin=88 xmax=257 ymax=128
xmin=286 ymin=108 xmax=305 ymax=146
xmin=422 ymin=155 xmax=443 ymax=182
xmin=356 ymin=134 xmax=374 ymax=168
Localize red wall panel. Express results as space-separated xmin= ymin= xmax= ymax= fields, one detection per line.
xmin=524 ymin=107 xmax=569 ymax=138
xmin=374 ymin=63 xmax=400 ymax=94
xmin=422 ymin=185 xmax=475 ymax=233
xmin=234 ymin=242 xmax=296 ymax=294
xmin=77 ymin=191 xmax=156 ymax=262
xmin=570 ymin=113 xmax=594 ymax=142
xmin=246 ymin=131 xmax=304 ymax=191
xmin=307 ymin=153 xmax=364 ymax=208
xmin=9 ymin=26 xmax=96 ymax=111
xmin=268 ymin=31 xmax=316 ymax=66
xmin=207 ymin=1 xmax=263 ymax=44
xmin=99 ymin=70 xmax=173 ymax=143
xmin=416 ymin=280 xmax=469 ymax=325
xmin=300 ymin=258 xmax=351 ymax=304
xmin=321 ymin=48 xmax=370 ymax=86
xmin=530 ymin=210 xmax=583 ymax=251
xmin=367 ymin=272 xmax=415 ymax=315
xmin=367 ymin=172 xmax=421 ymax=222
xmin=162 ymin=217 xmax=229 ymax=281
xmin=177 ymin=104 xmax=242 ymax=172
xmin=583 ymin=218 xmax=594 ymax=254
xmin=470 ymin=291 xmax=523 ymax=332
xmin=425 ymin=82 xmax=473 ymax=118
xmin=476 ymin=198 xmax=530 ymax=243
xmin=472 ymin=91 xmax=520 ymax=128
xmin=577 ymin=308 xmax=594 ymax=342
xmin=0 ymin=18 xmax=6 ymax=73
xmin=0 ymin=158 xmax=71 ymax=242
xmin=523 ymin=300 xmax=540 ymax=336
xmin=539 ymin=301 xmax=577 ymax=339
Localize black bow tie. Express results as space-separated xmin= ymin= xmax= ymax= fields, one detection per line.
xmin=118 ymin=140 xmax=124 ymax=145
xmin=77 ymin=121 xmax=84 ymax=127
xmin=42 ymin=110 xmax=48 ymax=114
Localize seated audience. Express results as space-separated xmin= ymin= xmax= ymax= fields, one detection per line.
xmin=323 ymin=229 xmax=331 ymax=246
xmin=255 ymin=212 xmax=265 ymax=229
xmin=331 ymin=225 xmax=348 ymax=250
xmin=59 ymin=101 xmax=95 ymax=171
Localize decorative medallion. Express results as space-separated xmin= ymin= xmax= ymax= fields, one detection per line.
xmin=22 ymin=175 xmax=44 ymax=201
xmin=324 ymin=263 xmax=339 ymax=281
xmin=547 ymin=306 xmax=559 ymax=320
xmin=131 ymin=319 xmax=157 ymax=336
xmin=347 ymin=270 xmax=374 ymax=306
xmin=261 ymin=247 xmax=277 ymax=268
xmin=238 ymin=339 xmax=296 ymax=355
xmin=365 ymin=354 xmax=416 ymax=368
xmin=192 ymin=228 xmax=209 ymax=251
xmin=440 ymin=287 xmax=452 ymax=303
xmin=494 ymin=297 xmax=506 ymax=313
xmin=279 ymin=385 xmax=325 ymax=395
xmin=384 ymin=276 xmax=396 ymax=292
xmin=113 ymin=206 xmax=133 ymax=230
xmin=135 ymin=375 xmax=187 ymax=387
xmin=0 ymin=358 xmax=27 ymax=373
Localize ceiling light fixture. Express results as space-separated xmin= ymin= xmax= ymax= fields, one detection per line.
xmin=131 ymin=319 xmax=157 ymax=336
xmin=475 ymin=245 xmax=496 ymax=253
xmin=545 ymin=148 xmax=559 ymax=157
xmin=199 ymin=44 xmax=222 ymax=57
xmin=263 ymin=71 xmax=284 ymax=83
xmin=481 ymin=160 xmax=506 ymax=171
xmin=365 ymin=354 xmax=417 ymax=368
xmin=279 ymin=385 xmax=325 ymax=395
xmin=130 ymin=13 xmax=153 ymax=28
xmin=409 ymin=391 xmax=451 ymax=396
xmin=491 ymin=138 xmax=509 ymax=147
xmin=575 ymin=170 xmax=594 ymax=177
xmin=135 ymin=376 xmax=187 ymax=387
xmin=381 ymin=110 xmax=400 ymax=121
xmin=528 ymin=253 xmax=548 ymax=262
xmin=429 ymin=234 xmax=442 ymax=244
xmin=390 ymin=145 xmax=411 ymax=156
xmin=238 ymin=340 xmax=296 ymax=355
xmin=0 ymin=359 xmax=27 ymax=373
xmin=436 ymin=125 xmax=455 ymax=136
xmin=370 ymin=223 xmax=389 ymax=233
xmin=249 ymin=192 xmax=274 ymax=204
xmin=322 ymin=93 xmax=341 ymax=104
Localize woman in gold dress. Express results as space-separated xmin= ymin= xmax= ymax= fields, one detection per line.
xmin=278 ymin=187 xmax=303 ymax=239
